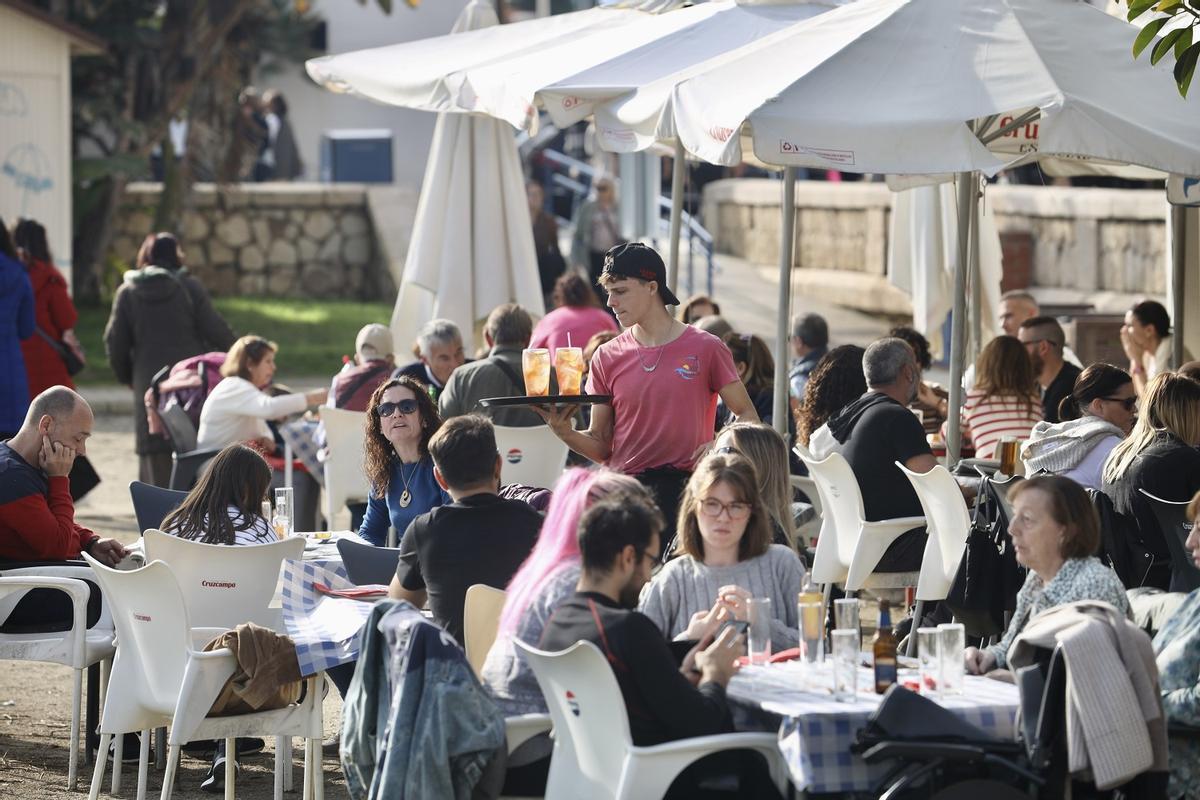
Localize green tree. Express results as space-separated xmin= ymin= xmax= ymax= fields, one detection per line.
xmin=1127 ymin=0 xmax=1200 ymax=98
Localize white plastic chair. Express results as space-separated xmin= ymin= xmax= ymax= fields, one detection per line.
xmin=463 ymin=584 xmax=507 ymax=679
xmin=319 ymin=406 xmax=369 ymax=530
xmin=789 ymin=474 xmax=823 ymax=518
xmin=142 ymin=529 xmax=304 ymax=631
xmin=515 ymin=639 xmax=787 ymax=800
xmin=81 ymin=555 xmax=325 ymax=800
xmin=0 ymin=571 xmax=115 ymax=790
xmin=494 ymin=424 xmax=570 ymax=489
xmin=896 ymin=462 xmax=972 ymax=655
xmin=795 ymin=444 xmax=925 ymax=594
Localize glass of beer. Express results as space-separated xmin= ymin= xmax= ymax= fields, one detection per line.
xmin=798 ymin=598 xmax=824 ymax=665
xmin=522 ymin=348 xmax=551 ymax=396
xmin=554 ymin=346 xmax=585 ymax=396
xmin=998 ymin=436 xmax=1020 ymax=476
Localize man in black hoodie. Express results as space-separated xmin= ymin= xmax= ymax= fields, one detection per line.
xmin=824 ymin=337 xmax=938 ymax=573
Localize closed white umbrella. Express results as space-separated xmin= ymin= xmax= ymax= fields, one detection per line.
xmin=388 ymin=0 xmax=544 ymax=355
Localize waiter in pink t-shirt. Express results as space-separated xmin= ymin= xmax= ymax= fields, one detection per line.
xmin=536 ymin=243 xmax=759 ymax=554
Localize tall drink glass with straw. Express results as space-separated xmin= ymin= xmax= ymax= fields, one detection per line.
xmin=555 ymin=332 xmax=585 ymax=396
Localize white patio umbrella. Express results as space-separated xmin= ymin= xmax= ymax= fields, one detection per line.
xmin=658 ymin=0 xmax=1200 ymax=457
xmin=307 ymin=0 xmax=844 ymax=312
xmin=387 ymin=0 xmax=544 ymax=355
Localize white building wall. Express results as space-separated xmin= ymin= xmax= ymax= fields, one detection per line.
xmin=256 ymin=0 xmax=470 ymax=191
xmin=0 ymin=6 xmax=74 ymax=285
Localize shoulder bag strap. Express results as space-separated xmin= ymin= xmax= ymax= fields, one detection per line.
xmin=489 ymin=355 xmax=525 ymax=395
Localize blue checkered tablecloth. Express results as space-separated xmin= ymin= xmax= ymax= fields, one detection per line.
xmin=280 ymin=418 xmax=325 ymax=487
xmin=727 ymin=661 xmax=1020 ymax=794
xmin=281 ymin=558 xmax=377 ymax=677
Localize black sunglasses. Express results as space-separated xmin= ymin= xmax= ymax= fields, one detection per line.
xmin=376 ymin=399 xmax=419 ymax=417
xmin=1103 ymin=396 xmax=1138 ymax=411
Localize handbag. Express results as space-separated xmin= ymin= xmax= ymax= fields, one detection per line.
xmin=944 ymin=477 xmax=1024 ymax=638
xmin=34 ymin=326 xmax=85 ymax=376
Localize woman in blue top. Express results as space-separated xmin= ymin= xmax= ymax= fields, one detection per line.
xmin=358 ymin=375 xmax=450 ymax=546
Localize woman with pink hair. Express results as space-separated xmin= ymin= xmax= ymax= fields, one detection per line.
xmin=481 ymin=467 xmax=647 ymax=716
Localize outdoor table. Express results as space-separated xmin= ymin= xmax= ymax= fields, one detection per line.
xmin=282 ymin=530 xmax=377 ymax=677
xmin=726 ymin=660 xmax=1020 ymax=795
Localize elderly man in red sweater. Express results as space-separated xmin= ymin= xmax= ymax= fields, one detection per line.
xmin=0 ymin=387 xmax=126 ymax=565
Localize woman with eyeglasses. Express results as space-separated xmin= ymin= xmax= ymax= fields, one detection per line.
xmin=1023 ymin=364 xmax=1136 ymax=490
xmin=359 ymin=375 xmax=451 ymax=547
xmin=1102 ymin=372 xmax=1200 ymax=589
xmin=639 ymin=453 xmax=806 ymax=653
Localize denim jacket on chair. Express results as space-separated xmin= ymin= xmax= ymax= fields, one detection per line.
xmin=340 ymin=600 xmax=505 ymax=799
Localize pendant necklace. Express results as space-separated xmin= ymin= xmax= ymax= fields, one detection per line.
xmin=639 ymin=347 xmax=666 ymax=373
xmin=637 ymin=321 xmax=678 ymax=372
xmin=398 ymin=457 xmax=419 ymax=507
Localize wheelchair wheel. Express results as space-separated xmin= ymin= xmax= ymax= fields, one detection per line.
xmin=928 ymin=778 xmax=1034 ymax=800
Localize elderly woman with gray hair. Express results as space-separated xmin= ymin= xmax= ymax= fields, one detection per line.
xmin=393 ymin=318 xmax=466 ymax=401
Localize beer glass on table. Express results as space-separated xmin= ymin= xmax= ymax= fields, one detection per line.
xmin=998 ymin=437 xmax=1020 ymax=476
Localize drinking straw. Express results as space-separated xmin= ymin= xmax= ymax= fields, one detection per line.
xmin=567 ymin=332 xmax=573 ymax=349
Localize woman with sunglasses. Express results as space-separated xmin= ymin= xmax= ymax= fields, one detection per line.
xmin=639 ymin=453 xmax=806 ymax=653
xmin=1023 ymin=364 xmax=1136 ymax=490
xmin=359 ymin=375 xmax=450 ymax=547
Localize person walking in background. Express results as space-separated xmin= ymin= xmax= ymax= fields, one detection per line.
xmin=104 ymin=233 xmax=236 ymax=486
xmin=528 ymin=273 xmax=617 ymax=359
xmin=263 ymin=90 xmax=303 ymax=181
xmin=569 ymin=176 xmax=620 ymax=300
xmin=0 ymin=218 xmax=34 ymax=439
xmin=14 ymin=219 xmax=81 ymax=398
xmin=528 ymin=180 xmax=564 ymax=303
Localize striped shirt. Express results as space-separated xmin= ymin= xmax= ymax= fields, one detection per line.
xmin=164 ymin=506 xmax=278 ymax=546
xmin=955 ymin=389 xmax=1043 ymax=459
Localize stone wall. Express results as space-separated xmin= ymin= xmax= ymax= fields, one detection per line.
xmin=703 ymin=178 xmax=1171 ymax=315
xmin=111 ymin=183 xmax=394 ymax=300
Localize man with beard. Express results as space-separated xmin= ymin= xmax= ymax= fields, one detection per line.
xmin=538 ymin=493 xmax=781 ymax=798
xmin=819 ymin=337 xmax=937 ymax=573
xmin=1019 ymin=316 xmax=1081 ymax=425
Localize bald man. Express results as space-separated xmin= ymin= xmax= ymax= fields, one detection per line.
xmin=0 ymin=387 xmax=126 ymax=564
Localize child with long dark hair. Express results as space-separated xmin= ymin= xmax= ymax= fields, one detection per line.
xmin=161 ymin=443 xmax=275 ymax=545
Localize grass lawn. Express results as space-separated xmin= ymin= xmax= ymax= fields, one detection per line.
xmin=74 ymin=296 xmax=395 ymax=385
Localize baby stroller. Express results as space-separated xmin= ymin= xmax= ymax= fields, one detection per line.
xmin=148 ymin=352 xmax=227 ymax=490
xmin=853 ymin=644 xmax=1168 ymax=799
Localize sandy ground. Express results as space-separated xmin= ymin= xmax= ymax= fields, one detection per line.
xmin=0 ymin=413 xmax=348 ymax=799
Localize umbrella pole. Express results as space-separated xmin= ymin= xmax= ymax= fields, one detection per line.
xmin=1172 ymin=204 xmax=1186 ymax=367
xmin=668 ymin=139 xmax=686 ymax=303
xmin=946 ymin=171 xmax=977 ymax=469
xmin=773 ymin=166 xmax=798 ymax=437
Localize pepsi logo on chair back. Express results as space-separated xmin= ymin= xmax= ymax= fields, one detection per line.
xmin=506 ymin=448 xmax=523 ymax=465
xmin=565 ymin=690 xmax=580 ymax=717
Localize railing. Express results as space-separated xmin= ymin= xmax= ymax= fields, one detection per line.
xmin=528 ymin=142 xmax=718 ymax=298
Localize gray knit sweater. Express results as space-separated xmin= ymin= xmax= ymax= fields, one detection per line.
xmin=638 ymin=544 xmax=806 ymax=652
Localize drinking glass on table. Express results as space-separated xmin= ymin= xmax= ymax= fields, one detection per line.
xmin=997 ymin=437 xmax=1021 ymax=476
xmin=833 ymin=597 xmax=860 ymax=652
xmin=554 ymin=347 xmax=585 ymax=396
xmin=798 ymin=598 xmax=824 ymax=665
xmin=831 ymin=629 xmax=859 ymax=702
xmin=938 ymin=623 xmax=966 ymax=695
xmin=522 ymin=348 xmax=551 ymax=396
xmin=273 ymin=487 xmax=294 ymax=538
xmin=746 ymin=597 xmax=772 ymax=666
xmin=917 ymin=627 xmax=942 ymax=695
